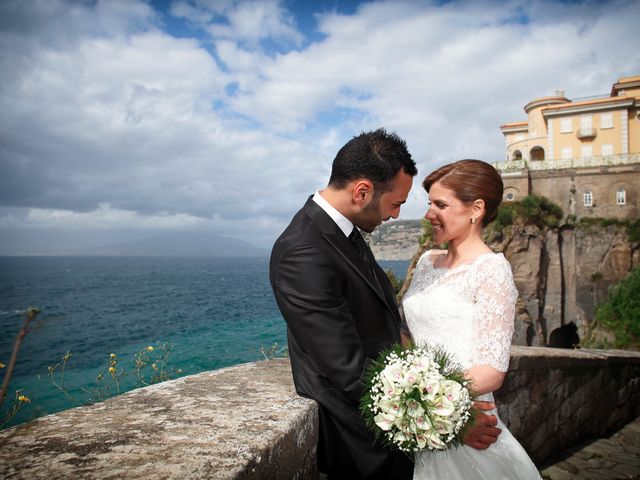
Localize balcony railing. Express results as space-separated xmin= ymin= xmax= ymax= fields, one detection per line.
xmin=493 ymin=153 xmax=640 ymax=173
xmin=577 ymin=128 xmax=597 ymax=139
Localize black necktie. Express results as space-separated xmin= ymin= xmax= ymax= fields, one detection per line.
xmin=349 ymin=228 xmax=379 ymax=280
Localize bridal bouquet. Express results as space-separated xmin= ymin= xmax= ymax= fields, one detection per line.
xmin=360 ymin=344 xmax=476 ymax=453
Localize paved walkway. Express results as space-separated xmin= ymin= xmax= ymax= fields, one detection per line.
xmin=540 ymin=416 xmax=640 ymax=480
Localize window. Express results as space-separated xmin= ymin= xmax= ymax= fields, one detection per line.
xmin=562 ymin=147 xmax=573 ymax=159
xmin=617 ymin=189 xmax=626 ymax=205
xmin=506 ymin=192 xmax=515 ymax=201
xmin=582 ymin=146 xmax=593 ymax=158
xmin=580 ymin=115 xmax=592 ymax=130
xmin=560 ymin=118 xmax=572 ymax=133
xmin=584 ymin=191 xmax=593 ymax=207
xmin=601 ymin=144 xmax=614 ymax=156
xmin=601 ymin=113 xmax=613 ymax=129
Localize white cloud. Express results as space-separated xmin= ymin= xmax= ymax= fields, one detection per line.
xmin=172 ymin=0 xmax=302 ymax=46
xmin=1 ymin=0 xmax=639 ymax=253
xmin=23 ymin=204 xmax=206 ymax=230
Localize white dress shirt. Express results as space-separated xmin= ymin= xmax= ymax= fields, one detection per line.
xmin=312 ymin=190 xmax=354 ymax=238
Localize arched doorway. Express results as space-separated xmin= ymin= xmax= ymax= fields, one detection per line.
xmin=530 ymin=146 xmax=545 ymax=161
xmin=512 ymin=150 xmax=523 ymax=161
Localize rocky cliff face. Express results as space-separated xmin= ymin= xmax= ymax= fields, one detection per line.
xmin=495 ymin=223 xmax=639 ymax=346
xmin=366 ymin=219 xmax=423 ymax=260
xmin=380 ymin=220 xmax=639 ymax=346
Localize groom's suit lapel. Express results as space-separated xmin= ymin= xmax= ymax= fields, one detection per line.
xmin=303 ymin=197 xmax=400 ymax=321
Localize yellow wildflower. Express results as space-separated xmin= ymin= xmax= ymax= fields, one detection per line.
xmin=147 ymin=346 xmax=154 ymax=352
xmin=18 ymin=395 xmax=31 ymax=403
xmin=152 ymin=363 xmax=157 ymax=370
xmin=110 ymin=353 xmax=116 ymax=359
xmin=108 ymin=367 xmax=116 ymax=375
xmin=0 ymin=362 xmax=5 ymax=369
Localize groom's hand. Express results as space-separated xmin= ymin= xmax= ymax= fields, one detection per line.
xmin=463 ymin=401 xmax=501 ymax=450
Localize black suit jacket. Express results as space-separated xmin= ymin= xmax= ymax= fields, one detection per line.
xmin=270 ymin=197 xmax=413 ymax=479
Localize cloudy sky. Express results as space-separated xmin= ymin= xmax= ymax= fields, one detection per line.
xmin=1 ymin=0 xmax=639 ymax=253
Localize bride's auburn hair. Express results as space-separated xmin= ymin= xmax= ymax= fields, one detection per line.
xmin=422 ymin=159 xmax=504 ymax=226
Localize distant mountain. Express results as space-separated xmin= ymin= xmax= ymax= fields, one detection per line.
xmin=76 ymin=232 xmax=269 ymax=257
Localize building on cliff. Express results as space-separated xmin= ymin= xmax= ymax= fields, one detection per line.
xmin=494 ymin=75 xmax=640 ymax=220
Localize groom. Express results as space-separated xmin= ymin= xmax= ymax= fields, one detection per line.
xmin=270 ymin=129 xmax=500 ymax=479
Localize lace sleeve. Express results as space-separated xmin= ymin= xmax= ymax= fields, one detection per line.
xmin=472 ymin=255 xmax=518 ymax=372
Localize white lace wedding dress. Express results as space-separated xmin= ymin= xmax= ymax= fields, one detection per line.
xmin=402 ymin=250 xmax=541 ymax=480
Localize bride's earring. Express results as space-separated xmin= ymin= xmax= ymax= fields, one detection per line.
xmin=470 ymin=217 xmax=476 ymax=224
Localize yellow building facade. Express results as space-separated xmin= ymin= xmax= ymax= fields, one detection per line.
xmin=496 ymin=76 xmax=640 ymax=219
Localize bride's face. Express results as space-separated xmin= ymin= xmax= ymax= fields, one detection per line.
xmin=424 ymin=181 xmax=475 ymax=244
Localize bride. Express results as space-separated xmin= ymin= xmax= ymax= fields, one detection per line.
xmin=402 ymin=159 xmax=541 ymax=479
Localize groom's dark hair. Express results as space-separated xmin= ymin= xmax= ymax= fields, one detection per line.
xmin=328 ymin=128 xmax=417 ymax=192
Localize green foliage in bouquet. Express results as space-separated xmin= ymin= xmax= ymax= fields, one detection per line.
xmin=360 ymin=343 xmax=477 ymax=455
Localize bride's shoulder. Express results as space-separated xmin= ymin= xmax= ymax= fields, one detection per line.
xmin=478 ymin=252 xmax=513 ymax=276
xmin=417 ymin=249 xmax=446 ymax=268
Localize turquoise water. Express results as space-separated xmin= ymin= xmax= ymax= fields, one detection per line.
xmin=0 ymin=256 xmax=409 ymax=427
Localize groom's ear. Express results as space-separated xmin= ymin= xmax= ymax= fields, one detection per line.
xmin=352 ymin=179 xmax=374 ymax=206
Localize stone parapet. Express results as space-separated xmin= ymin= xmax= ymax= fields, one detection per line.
xmin=1 ymin=348 xmax=640 ymax=478
xmin=0 ymin=359 xmax=317 ymax=479
xmin=496 ymin=346 xmax=640 ymax=465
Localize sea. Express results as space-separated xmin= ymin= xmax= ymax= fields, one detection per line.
xmin=0 ymin=256 xmax=410 ymax=428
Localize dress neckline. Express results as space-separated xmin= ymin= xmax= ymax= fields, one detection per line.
xmin=426 ymin=250 xmax=499 ymax=273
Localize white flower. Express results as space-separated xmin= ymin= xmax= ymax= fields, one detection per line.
xmin=433 ymin=416 xmax=454 ymax=434
xmin=415 ymin=414 xmax=432 ymax=432
xmin=443 ymin=380 xmax=463 ymax=402
xmin=401 ymin=366 xmax=422 ymax=390
xmin=406 ymin=399 xmax=424 ymax=419
xmin=380 ymin=373 xmax=397 ymax=397
xmin=377 ymin=397 xmax=402 ymax=416
xmin=415 ymin=434 xmax=428 ymax=449
xmin=433 ymin=395 xmax=455 ymax=417
xmin=374 ymin=412 xmax=397 ymax=431
xmin=382 ymin=361 xmax=405 ymax=384
xmin=420 ymin=376 xmax=441 ymax=399
xmin=393 ymin=430 xmax=408 ymax=444
xmin=427 ymin=432 xmax=447 ymax=450
xmin=413 ymin=354 xmax=431 ymax=371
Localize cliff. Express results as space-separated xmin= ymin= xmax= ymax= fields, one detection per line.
xmin=387 ymin=220 xmax=639 ymax=347
xmin=367 ymin=219 xmax=423 ymax=260
xmin=493 ymin=222 xmax=639 ymax=346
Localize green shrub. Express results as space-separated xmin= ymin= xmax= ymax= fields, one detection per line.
xmin=594 ymin=267 xmax=640 ymax=348
xmin=419 ymin=219 xmax=433 ymax=245
xmin=385 ymin=269 xmax=404 ymax=295
xmin=495 ymin=207 xmax=514 ymax=228
xmin=628 ymin=219 xmax=640 ymax=243
xmin=490 ymin=195 xmax=563 ymax=231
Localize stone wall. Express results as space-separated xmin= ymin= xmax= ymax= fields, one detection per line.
xmin=2 ymin=348 xmax=640 ymax=478
xmin=0 ymin=359 xmax=317 ymax=480
xmin=499 ymin=162 xmax=640 ymax=220
xmin=495 ymin=346 xmax=640 ymax=465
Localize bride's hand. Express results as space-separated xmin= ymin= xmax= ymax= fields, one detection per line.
xmin=463 ymin=401 xmax=501 ymax=450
